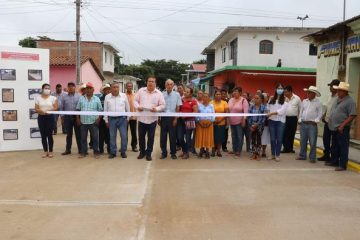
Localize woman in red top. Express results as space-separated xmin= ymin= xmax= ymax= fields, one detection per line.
xmin=178 ymin=87 xmax=198 ymax=159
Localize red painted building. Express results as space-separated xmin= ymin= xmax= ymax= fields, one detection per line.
xmin=203 ymin=66 xmax=316 ymax=99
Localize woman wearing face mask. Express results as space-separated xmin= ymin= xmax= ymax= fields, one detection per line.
xmin=267 ymin=83 xmax=288 ymax=162
xmin=35 ymin=83 xmax=58 ymax=158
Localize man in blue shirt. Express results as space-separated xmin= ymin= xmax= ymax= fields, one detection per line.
xmin=76 ymin=82 xmax=103 ymax=158
xmin=60 ymin=82 xmax=81 ymax=155
xmin=160 ymin=79 xmax=182 ymax=159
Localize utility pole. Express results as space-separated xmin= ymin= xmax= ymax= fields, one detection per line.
xmin=343 ymin=0 xmax=346 ymax=21
xmin=75 ymin=0 xmax=81 ymax=85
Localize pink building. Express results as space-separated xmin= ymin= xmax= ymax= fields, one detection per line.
xmin=50 ymin=56 xmax=104 ymax=93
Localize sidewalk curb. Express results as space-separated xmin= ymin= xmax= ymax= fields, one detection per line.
xmin=293 ymin=139 xmax=360 ymax=173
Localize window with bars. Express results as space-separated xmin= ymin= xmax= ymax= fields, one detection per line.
xmin=259 ymin=40 xmax=273 ymax=54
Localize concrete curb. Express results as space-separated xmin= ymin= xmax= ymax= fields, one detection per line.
xmin=293 ymin=139 xmax=360 ymax=173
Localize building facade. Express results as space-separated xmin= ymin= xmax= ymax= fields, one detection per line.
xmin=304 ymin=15 xmax=360 ymax=139
xmin=36 ymin=40 xmax=118 ymax=82
xmin=201 ymin=26 xmax=321 ymax=97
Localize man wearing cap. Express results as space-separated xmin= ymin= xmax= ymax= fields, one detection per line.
xmin=76 ymin=82 xmax=103 ymax=158
xmin=296 ymin=86 xmax=323 ymax=163
xmin=104 ymin=82 xmax=130 ymax=159
xmin=327 ymin=82 xmax=357 ymax=171
xmin=318 ymin=79 xmax=340 ymax=163
xmin=134 ymin=76 xmax=165 ymax=161
xmin=60 ymin=82 xmax=81 ymax=155
xmin=99 ymin=84 xmax=111 ymax=154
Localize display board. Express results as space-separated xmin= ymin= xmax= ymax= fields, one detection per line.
xmin=0 ymin=47 xmax=49 ymax=151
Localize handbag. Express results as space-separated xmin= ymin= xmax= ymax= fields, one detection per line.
xmin=185 ymin=120 xmax=196 ymax=130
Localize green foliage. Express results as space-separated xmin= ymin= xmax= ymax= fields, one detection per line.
xmin=18 ymin=37 xmax=37 ymax=48
xmin=193 ymin=59 xmax=207 ymax=64
xmin=118 ymin=59 xmax=189 ymax=89
xmin=18 ymin=36 xmax=53 ymax=48
xmin=141 ymin=59 xmax=189 ymax=89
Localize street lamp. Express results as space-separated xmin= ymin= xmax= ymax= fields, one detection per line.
xmin=297 ymin=15 xmax=309 ymax=28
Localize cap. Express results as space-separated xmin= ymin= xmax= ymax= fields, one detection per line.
xmin=328 ymin=79 xmax=340 ymax=86
xmin=86 ymin=82 xmax=94 ymax=88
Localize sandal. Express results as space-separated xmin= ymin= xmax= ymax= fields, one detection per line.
xmin=41 ymin=152 xmax=48 ymax=158
xmin=48 ymin=153 xmax=54 ymax=158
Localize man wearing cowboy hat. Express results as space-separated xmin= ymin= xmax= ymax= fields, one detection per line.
xmin=296 ymin=86 xmax=323 ymax=163
xmin=318 ymin=79 xmax=340 ymax=163
xmin=327 ymin=82 xmax=357 ymax=171
xmin=76 ymin=82 xmax=103 ymax=158
xmin=98 ymin=84 xmax=111 ymax=154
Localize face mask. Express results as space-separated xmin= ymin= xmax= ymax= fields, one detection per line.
xmin=43 ymin=89 xmax=51 ymax=95
xmin=276 ymin=89 xmax=284 ymax=95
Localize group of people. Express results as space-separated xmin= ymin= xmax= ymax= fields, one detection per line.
xmin=34 ymin=76 xmax=357 ymax=171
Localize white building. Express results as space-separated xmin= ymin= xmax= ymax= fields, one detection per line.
xmin=200 ymin=26 xmax=322 ymax=99
xmin=203 ymin=26 xmax=322 ymax=71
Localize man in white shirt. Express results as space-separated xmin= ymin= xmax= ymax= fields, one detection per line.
xmin=104 ymin=82 xmax=130 ymax=159
xmin=283 ymin=85 xmax=301 ymax=153
xmin=296 ymin=86 xmax=323 ymax=163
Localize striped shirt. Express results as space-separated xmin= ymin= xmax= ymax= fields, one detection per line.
xmin=76 ymin=95 xmax=103 ymax=124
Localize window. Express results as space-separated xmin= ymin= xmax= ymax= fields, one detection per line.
xmin=230 ymin=38 xmax=238 ymax=65
xmin=259 ymin=40 xmax=273 ymax=54
xmin=105 ymin=51 xmax=108 ymax=63
xmin=110 ymin=54 xmax=113 ymax=65
xmin=309 ymin=43 xmax=317 ymax=56
xmin=222 ymin=48 xmax=226 ymax=63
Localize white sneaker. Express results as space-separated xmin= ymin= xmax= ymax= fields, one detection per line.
xmin=267 ymin=155 xmax=275 ymax=160
xmin=274 ymin=156 xmax=280 ymax=162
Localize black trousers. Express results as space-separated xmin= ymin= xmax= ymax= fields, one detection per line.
xmin=322 ymin=122 xmax=332 ymax=159
xmin=64 ymin=115 xmax=81 ymax=153
xmin=222 ymin=126 xmax=229 ymax=150
xmin=38 ymin=115 xmax=54 ymax=152
xmin=138 ymin=121 xmax=157 ymax=156
xmin=128 ymin=119 xmax=138 ymax=149
xmin=283 ymin=116 xmax=298 ymax=152
xmin=160 ymin=117 xmax=176 ymax=156
xmin=99 ymin=118 xmax=110 ymax=153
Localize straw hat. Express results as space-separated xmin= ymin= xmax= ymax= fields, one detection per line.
xmin=333 ymin=82 xmax=350 ymax=92
xmin=304 ymin=86 xmax=321 ymax=97
xmin=100 ymin=83 xmax=111 ymax=93
xmin=79 ymin=83 xmax=87 ymax=90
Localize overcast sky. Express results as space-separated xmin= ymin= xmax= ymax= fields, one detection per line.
xmin=0 ymin=0 xmax=359 ymax=64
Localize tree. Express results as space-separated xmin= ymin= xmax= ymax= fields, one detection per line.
xmin=193 ymin=59 xmax=207 ymax=64
xmin=18 ymin=36 xmax=53 ymax=48
xmin=141 ymin=59 xmax=189 ymax=89
xmin=18 ymin=37 xmax=37 ymax=48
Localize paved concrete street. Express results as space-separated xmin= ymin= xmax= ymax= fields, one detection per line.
xmin=0 ymin=133 xmax=359 ymax=240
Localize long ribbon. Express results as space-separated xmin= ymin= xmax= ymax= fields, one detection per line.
xmin=47 ymin=111 xmax=266 ymax=117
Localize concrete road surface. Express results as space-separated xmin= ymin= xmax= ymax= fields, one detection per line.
xmin=0 ymin=134 xmax=359 ymax=240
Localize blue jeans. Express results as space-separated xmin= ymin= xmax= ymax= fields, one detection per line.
xmin=80 ymin=123 xmax=99 ymax=155
xmin=109 ymin=117 xmax=128 ymax=155
xmin=331 ymin=126 xmax=350 ymax=169
xmin=231 ymin=124 xmax=244 ymax=153
xmin=268 ymin=120 xmax=285 ymax=157
xmin=299 ymin=123 xmax=318 ymax=160
xmin=178 ymin=119 xmax=194 ymax=153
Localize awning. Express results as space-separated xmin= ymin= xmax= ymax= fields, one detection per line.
xmin=191 ymin=78 xmax=201 ymax=86
xmin=199 ymin=74 xmax=214 ymax=84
